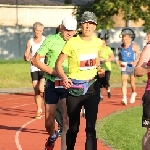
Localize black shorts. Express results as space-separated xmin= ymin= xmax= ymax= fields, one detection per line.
xmin=97 ymin=70 xmax=111 ymax=88
xmin=44 ymin=79 xmax=67 ymax=104
xmin=142 ymin=90 xmax=150 ymax=128
xmin=30 ymin=71 xmax=46 ymax=81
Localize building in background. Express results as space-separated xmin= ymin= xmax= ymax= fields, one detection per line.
xmin=0 ymin=0 xmax=146 ymax=59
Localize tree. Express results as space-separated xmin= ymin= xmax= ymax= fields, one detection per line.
xmin=64 ymin=0 xmax=72 ymax=4
xmin=75 ymin=0 xmax=150 ymax=32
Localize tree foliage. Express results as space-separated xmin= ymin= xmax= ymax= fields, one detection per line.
xmin=64 ymin=0 xmax=72 ymax=4
xmin=74 ymin=0 xmax=150 ymax=32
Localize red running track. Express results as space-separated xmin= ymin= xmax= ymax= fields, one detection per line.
xmin=0 ymin=87 xmax=144 ymax=150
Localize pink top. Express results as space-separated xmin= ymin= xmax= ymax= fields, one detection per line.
xmin=146 ymin=42 xmax=150 ymax=90
xmin=146 ymin=60 xmax=150 ymax=90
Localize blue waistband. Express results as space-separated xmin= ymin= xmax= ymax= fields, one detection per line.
xmin=70 ymin=79 xmax=95 ymax=95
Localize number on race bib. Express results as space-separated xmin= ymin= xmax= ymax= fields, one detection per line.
xmin=55 ymin=78 xmax=64 ymax=88
xmin=80 ymin=59 xmax=96 ymax=67
xmin=79 ymin=53 xmax=97 ymax=70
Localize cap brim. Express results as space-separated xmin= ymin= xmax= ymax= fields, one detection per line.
xmin=80 ymin=20 xmax=97 ymax=25
xmin=65 ymin=26 xmax=77 ymax=30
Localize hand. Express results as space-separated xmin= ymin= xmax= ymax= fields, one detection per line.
xmin=130 ymin=61 xmax=137 ymax=67
xmin=62 ymin=78 xmax=73 ymax=89
xmin=116 ymin=61 xmax=120 ymax=66
xmin=98 ymin=68 xmax=105 ymax=78
xmin=100 ymin=60 xmax=105 ymax=64
xmin=134 ymin=67 xmax=148 ymax=77
xmin=24 ymin=55 xmax=30 ymax=61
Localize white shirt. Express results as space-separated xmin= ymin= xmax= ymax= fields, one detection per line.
xmin=30 ymin=36 xmax=45 ymax=72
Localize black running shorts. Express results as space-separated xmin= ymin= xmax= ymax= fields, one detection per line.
xmin=97 ymin=70 xmax=111 ymax=88
xmin=142 ymin=90 xmax=150 ymax=128
xmin=30 ymin=71 xmax=46 ymax=81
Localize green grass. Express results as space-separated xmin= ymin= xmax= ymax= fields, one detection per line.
xmin=96 ymin=106 xmax=146 ymax=150
xmin=0 ymin=60 xmax=147 ymax=88
xmin=0 ymin=59 xmax=28 ymax=64
xmin=0 ymin=59 xmax=32 ymax=88
xmin=110 ymin=63 xmax=147 ymax=84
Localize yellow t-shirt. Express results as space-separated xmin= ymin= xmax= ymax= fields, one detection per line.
xmin=100 ymin=46 xmax=113 ymax=71
xmin=62 ymin=35 xmax=103 ymax=80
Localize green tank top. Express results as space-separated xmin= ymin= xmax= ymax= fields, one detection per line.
xmin=37 ymin=33 xmax=68 ymax=82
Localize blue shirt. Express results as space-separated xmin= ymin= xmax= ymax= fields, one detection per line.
xmin=119 ymin=44 xmax=135 ymax=64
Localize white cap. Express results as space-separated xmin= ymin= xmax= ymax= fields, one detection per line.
xmin=62 ymin=16 xmax=77 ymax=30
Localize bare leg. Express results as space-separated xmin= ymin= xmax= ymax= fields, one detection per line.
xmin=81 ymin=106 xmax=85 ymax=117
xmin=39 ymin=78 xmax=45 ymax=93
xmin=121 ymin=74 xmax=128 ymax=105
xmin=121 ymin=74 xmax=128 ymax=97
xmin=130 ymin=75 xmax=136 ymax=93
xmin=32 ymin=80 xmax=43 ymax=117
xmin=142 ymin=128 xmax=150 ymax=150
xmin=129 ymin=75 xmax=137 ymax=103
xmin=45 ymin=104 xmax=57 ymax=136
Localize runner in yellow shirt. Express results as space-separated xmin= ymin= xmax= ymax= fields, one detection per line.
xmin=55 ymin=11 xmax=105 ymax=150
xmin=97 ymin=38 xmax=114 ymax=101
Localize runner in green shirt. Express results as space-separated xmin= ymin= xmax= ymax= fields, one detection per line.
xmin=32 ymin=16 xmax=77 ymax=150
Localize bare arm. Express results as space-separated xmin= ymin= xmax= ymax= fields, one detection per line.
xmin=97 ymin=50 xmax=105 ymax=76
xmin=105 ymin=53 xmax=114 ymax=62
xmin=96 ymin=51 xmax=100 ymax=66
xmin=55 ymin=52 xmax=73 ymax=89
xmin=132 ymin=43 xmax=141 ymax=63
xmin=116 ymin=46 xmax=121 ymax=65
xmin=24 ymin=40 xmax=31 ymax=61
xmin=55 ymin=52 xmax=68 ymax=80
xmin=32 ymin=53 xmax=57 ymax=76
xmin=134 ymin=45 xmax=150 ymax=77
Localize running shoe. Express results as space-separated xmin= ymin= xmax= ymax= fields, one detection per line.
xmin=121 ymin=98 xmax=127 ymax=105
xmin=45 ymin=131 xmax=58 ymax=150
xmin=108 ymin=92 xmax=111 ymax=98
xmin=35 ymin=109 xmax=42 ymax=119
xmin=130 ymin=92 xmax=137 ymax=104
xmin=58 ymin=129 xmax=62 ymax=137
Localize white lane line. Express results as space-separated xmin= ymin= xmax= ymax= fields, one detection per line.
xmin=11 ymin=103 xmax=35 ymax=108
xmin=15 ymin=116 xmax=44 ymax=150
xmin=0 ymin=103 xmax=35 ymax=111
xmin=15 ymin=119 xmax=35 ymax=150
xmin=0 ymin=96 xmax=42 ymax=149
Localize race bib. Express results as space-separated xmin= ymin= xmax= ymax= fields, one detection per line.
xmin=79 ymin=53 xmax=97 ymax=70
xmin=55 ymin=78 xmax=64 ymax=88
xmin=119 ymin=62 xmax=127 ymax=71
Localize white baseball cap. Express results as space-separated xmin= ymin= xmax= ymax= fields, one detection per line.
xmin=62 ymin=16 xmax=77 ymax=30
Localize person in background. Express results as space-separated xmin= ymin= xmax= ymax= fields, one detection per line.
xmin=32 ymin=16 xmax=77 ymax=150
xmin=98 ymin=38 xmax=114 ymax=101
xmin=24 ymin=22 xmax=45 ymax=119
xmin=116 ymin=33 xmax=140 ymax=105
xmin=55 ymin=11 xmax=105 ymax=150
xmin=134 ymin=32 xmax=150 ymax=150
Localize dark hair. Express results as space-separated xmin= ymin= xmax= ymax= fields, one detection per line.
xmin=101 ymin=38 xmax=106 ymax=41
xmin=56 ymin=25 xmax=61 ymax=34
